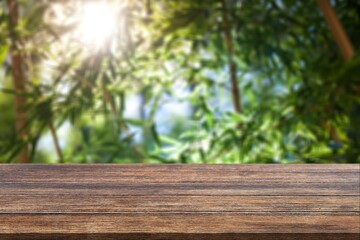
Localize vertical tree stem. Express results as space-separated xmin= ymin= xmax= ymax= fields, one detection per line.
xmin=316 ymin=0 xmax=355 ymax=61
xmin=221 ymin=0 xmax=241 ymax=115
xmin=7 ymin=0 xmax=29 ymax=163
xmin=317 ymin=0 xmax=356 ymax=143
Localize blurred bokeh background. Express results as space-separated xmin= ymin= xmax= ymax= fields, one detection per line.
xmin=0 ymin=0 xmax=359 ymax=163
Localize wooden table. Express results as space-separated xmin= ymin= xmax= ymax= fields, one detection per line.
xmin=0 ymin=164 xmax=359 ymax=239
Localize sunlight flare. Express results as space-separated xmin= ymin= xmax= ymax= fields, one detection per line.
xmin=76 ymin=2 xmax=117 ymax=49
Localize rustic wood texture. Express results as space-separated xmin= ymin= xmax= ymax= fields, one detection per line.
xmin=0 ymin=164 xmax=359 ymax=240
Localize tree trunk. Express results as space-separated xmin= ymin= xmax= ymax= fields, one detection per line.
xmin=7 ymin=0 xmax=29 ymax=163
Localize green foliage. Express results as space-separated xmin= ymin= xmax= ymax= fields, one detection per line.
xmin=0 ymin=0 xmax=359 ymax=163
xmin=0 ymin=78 xmax=16 ymax=162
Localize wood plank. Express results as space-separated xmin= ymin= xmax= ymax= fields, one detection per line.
xmin=0 ymin=163 xmax=358 ymax=172
xmin=0 ymin=164 xmax=359 ymax=239
xmin=1 ymin=171 xmax=358 ymax=183
xmin=1 ymin=195 xmax=358 ymax=213
xmin=1 ymin=164 xmax=357 ymax=184
xmin=0 ymin=212 xmax=359 ymax=233
xmin=0 ymin=233 xmax=358 ymax=240
xmin=1 ymin=181 xmax=358 ymax=196
xmin=1 ymin=165 xmax=358 ymax=196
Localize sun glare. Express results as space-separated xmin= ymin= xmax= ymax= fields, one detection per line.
xmin=77 ymin=2 xmax=117 ymax=50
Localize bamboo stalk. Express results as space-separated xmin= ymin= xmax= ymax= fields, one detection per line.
xmin=221 ymin=0 xmax=242 ymax=115
xmin=49 ymin=122 xmax=64 ymax=163
xmin=317 ymin=0 xmax=356 ymax=144
xmin=316 ymin=0 xmax=355 ymax=61
xmin=7 ymin=0 xmax=29 ymax=163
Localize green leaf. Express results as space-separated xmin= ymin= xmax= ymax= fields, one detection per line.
xmin=151 ymin=123 xmax=161 ymax=148
xmin=0 ymin=43 xmax=8 ymax=65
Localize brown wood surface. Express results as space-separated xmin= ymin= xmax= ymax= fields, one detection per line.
xmin=0 ymin=164 xmax=359 ymax=239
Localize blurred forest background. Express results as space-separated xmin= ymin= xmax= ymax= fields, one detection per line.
xmin=0 ymin=0 xmax=359 ymax=163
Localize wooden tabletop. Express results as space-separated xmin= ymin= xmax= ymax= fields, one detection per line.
xmin=0 ymin=164 xmax=359 ymax=239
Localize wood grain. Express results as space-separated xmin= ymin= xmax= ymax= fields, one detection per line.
xmin=0 ymin=164 xmax=359 ymax=239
